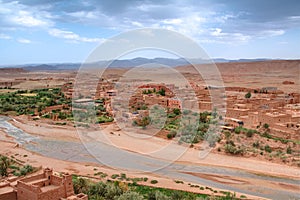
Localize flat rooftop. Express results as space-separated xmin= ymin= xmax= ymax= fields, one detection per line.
xmin=0 ymin=186 xmax=14 ymax=194
xmin=40 ymin=185 xmax=60 ymax=193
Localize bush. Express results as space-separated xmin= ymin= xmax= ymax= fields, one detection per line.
xmin=263 ymin=123 xmax=269 ymax=129
xmin=104 ymin=182 xmax=123 ymax=199
xmin=234 ymin=127 xmax=241 ymax=134
xmin=264 ymin=145 xmax=272 ymax=153
xmin=167 ymin=131 xmax=176 ymax=139
xmin=20 ymin=165 xmax=33 ymax=176
xmin=224 ymin=131 xmax=231 ymax=139
xmin=252 ymin=141 xmax=260 ymax=148
xmin=0 ymin=156 xmax=10 ymax=177
xmin=287 ymin=146 xmax=292 ymax=154
xmin=116 ymin=191 xmax=144 ymax=200
xmin=111 ymin=174 xmax=119 ymax=179
xmin=174 ymin=180 xmax=184 ymax=184
xmin=173 ymin=108 xmax=181 ymax=115
xmin=9 ymin=165 xmax=20 ymax=170
xmin=150 ymin=180 xmax=158 ymax=184
xmin=246 ymin=129 xmax=255 ymax=137
xmin=224 ymin=144 xmax=244 ymax=155
xmin=245 ymin=92 xmax=251 ymax=99
xmin=167 ymin=133 xmax=173 ymax=139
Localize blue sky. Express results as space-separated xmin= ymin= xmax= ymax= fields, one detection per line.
xmin=0 ymin=0 xmax=300 ymax=65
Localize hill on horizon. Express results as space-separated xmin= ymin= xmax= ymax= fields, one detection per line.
xmin=1 ymin=57 xmax=297 ymax=71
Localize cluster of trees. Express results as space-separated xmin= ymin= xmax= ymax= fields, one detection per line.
xmin=69 ymin=100 xmax=113 ymax=124
xmin=0 ymin=88 xmax=70 ymax=115
xmin=0 ymin=155 xmax=10 ymax=177
xmin=142 ymin=88 xmax=166 ymax=96
xmin=133 ymin=116 xmax=151 ymax=129
xmin=0 ymin=155 xmax=34 ymax=177
xmin=72 ymin=176 xmax=238 ymax=200
xmin=177 ymin=111 xmax=220 ymax=147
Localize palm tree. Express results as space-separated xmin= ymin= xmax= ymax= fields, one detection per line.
xmin=0 ymin=156 xmax=10 ymax=177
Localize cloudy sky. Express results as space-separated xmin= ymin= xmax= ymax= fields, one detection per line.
xmin=0 ymin=0 xmax=300 ymax=64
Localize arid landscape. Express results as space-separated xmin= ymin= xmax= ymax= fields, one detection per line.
xmin=1 ymin=0 xmax=300 ymax=199
xmin=0 ymin=60 xmax=299 ymax=200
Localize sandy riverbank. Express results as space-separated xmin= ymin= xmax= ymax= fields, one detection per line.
xmin=4 ymin=115 xmax=300 ymax=199
xmin=0 ymin=135 xmax=267 ymax=200
xmin=10 ymin=116 xmax=300 ymax=180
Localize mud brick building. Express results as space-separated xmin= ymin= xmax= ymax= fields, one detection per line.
xmin=0 ymin=168 xmax=87 ymax=200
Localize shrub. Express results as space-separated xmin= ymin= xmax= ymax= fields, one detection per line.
xmin=150 ymin=180 xmax=158 ymax=184
xmin=20 ymin=165 xmax=33 ymax=176
xmin=0 ymin=156 xmax=10 ymax=177
xmin=246 ymin=129 xmax=255 ymax=137
xmin=120 ymin=173 xmax=127 ymax=180
xmin=167 ymin=133 xmax=173 ymax=139
xmin=245 ymin=92 xmax=251 ymax=99
xmin=105 ymin=183 xmax=123 ymax=199
xmin=224 ymin=144 xmax=244 ymax=155
xmin=287 ymin=146 xmax=292 ymax=154
xmin=9 ymin=165 xmax=20 ymax=170
xmin=224 ymin=131 xmax=231 ymax=139
xmin=264 ymin=145 xmax=272 ymax=153
xmin=234 ymin=127 xmax=241 ymax=134
xmin=111 ymin=174 xmax=119 ymax=179
xmin=263 ymin=123 xmax=269 ymax=129
xmin=252 ymin=141 xmax=260 ymax=148
xmin=173 ymin=108 xmax=181 ymax=115
xmin=174 ymin=180 xmax=184 ymax=184
xmin=117 ymin=191 xmax=144 ymax=200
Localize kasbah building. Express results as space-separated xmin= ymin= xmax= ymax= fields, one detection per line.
xmin=89 ymin=78 xmax=300 ymax=141
xmin=0 ymin=168 xmax=87 ymax=200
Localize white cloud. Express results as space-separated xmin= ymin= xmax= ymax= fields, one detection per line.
xmin=0 ymin=0 xmax=296 ymax=48
xmin=67 ymin=11 xmax=98 ymax=20
xmin=48 ymin=28 xmax=104 ymax=43
xmin=208 ymin=28 xmax=252 ymax=44
xmin=0 ymin=1 xmax=53 ymax=29
xmin=162 ymin=18 xmax=183 ymax=25
xmin=0 ymin=33 xmax=11 ymax=40
xmin=17 ymin=38 xmax=31 ymax=43
xmin=11 ymin=10 xmax=49 ymax=27
xmin=158 ymin=13 xmax=206 ymax=39
xmin=211 ymin=28 xmax=224 ymax=37
xmin=261 ymin=30 xmax=285 ymax=37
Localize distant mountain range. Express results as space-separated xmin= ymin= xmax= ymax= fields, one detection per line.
xmin=0 ymin=57 xmax=277 ymax=71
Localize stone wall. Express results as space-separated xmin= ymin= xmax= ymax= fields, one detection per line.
xmin=0 ymin=190 xmax=16 ymax=200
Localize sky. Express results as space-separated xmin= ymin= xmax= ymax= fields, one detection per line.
xmin=0 ymin=0 xmax=300 ymax=65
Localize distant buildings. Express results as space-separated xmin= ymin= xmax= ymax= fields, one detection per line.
xmin=62 ymin=77 xmax=300 ymax=140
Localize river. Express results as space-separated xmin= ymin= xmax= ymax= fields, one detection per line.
xmin=0 ymin=116 xmax=299 ymax=199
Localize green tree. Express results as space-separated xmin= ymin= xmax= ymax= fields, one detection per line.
xmin=73 ymin=177 xmax=89 ymax=194
xmin=0 ymin=156 xmax=10 ymax=177
xmin=173 ymin=108 xmax=181 ymax=115
xmin=287 ymin=146 xmax=292 ymax=154
xmin=88 ymin=181 xmax=107 ymax=197
xmin=264 ymin=145 xmax=272 ymax=153
xmin=117 ymin=191 xmax=144 ymax=200
xmin=141 ymin=116 xmax=151 ymax=129
xmin=104 ymin=183 xmax=123 ymax=199
xmin=263 ymin=123 xmax=269 ymax=129
xmin=158 ymin=88 xmax=166 ymax=96
xmin=245 ymin=92 xmax=251 ymax=99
